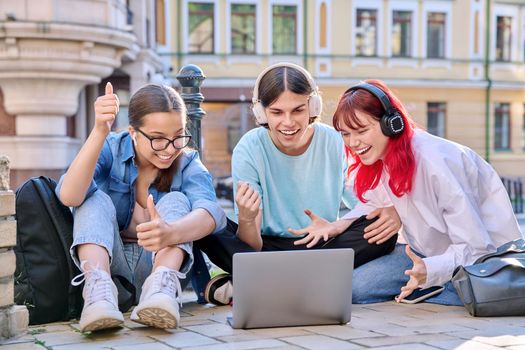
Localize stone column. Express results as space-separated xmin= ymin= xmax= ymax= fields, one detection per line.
xmin=0 ymin=156 xmax=28 ymax=339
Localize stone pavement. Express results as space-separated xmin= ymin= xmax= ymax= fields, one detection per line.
xmin=1 ymin=289 xmax=525 ymax=350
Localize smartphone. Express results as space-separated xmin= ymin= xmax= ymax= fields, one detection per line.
xmin=398 ymin=286 xmax=445 ymax=304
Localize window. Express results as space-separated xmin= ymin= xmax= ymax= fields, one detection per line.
xmin=227 ymin=103 xmax=256 ymax=153
xmin=126 ymin=0 xmax=133 ymax=25
xmin=272 ymin=5 xmax=297 ymax=54
xmin=474 ymin=11 xmax=479 ymax=55
xmin=188 ymin=2 xmax=214 ymax=53
xmin=495 ymin=103 xmax=511 ymax=150
xmin=155 ymin=0 xmax=166 ymax=46
xmin=427 ymin=102 xmax=446 ymax=138
xmin=146 ymin=18 xmax=151 ymax=47
xmin=231 ymin=4 xmax=256 ymax=54
xmin=496 ymin=16 xmax=512 ymax=62
xmin=320 ymin=2 xmax=327 ymax=49
xmin=427 ymin=12 xmax=446 ymax=58
xmin=522 ymin=104 xmax=525 ymax=150
xmin=115 ymin=90 xmax=131 ymax=132
xmin=392 ymin=11 xmax=412 ymax=57
xmin=356 ymin=9 xmax=377 ymax=56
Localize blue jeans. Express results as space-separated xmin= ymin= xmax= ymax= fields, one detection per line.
xmin=70 ymin=190 xmax=194 ymax=303
xmin=353 ymin=244 xmax=462 ymax=306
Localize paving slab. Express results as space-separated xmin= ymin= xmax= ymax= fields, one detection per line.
xmin=248 ymin=326 xmax=314 ymax=338
xmin=426 ymin=338 xmax=507 ymax=350
xmin=0 ymin=344 xmax=43 ymax=350
xmin=302 ymin=324 xmax=383 ymax=340
xmin=184 ymin=338 xmax=286 ymax=350
xmin=280 ymin=334 xmax=363 ymax=349
xmin=150 ymin=330 xmax=220 ymax=347
xmin=370 ymin=345 xmax=439 ymax=350
xmin=350 ymin=333 xmax=458 ymax=347
xmin=507 ymin=346 xmax=525 ymax=350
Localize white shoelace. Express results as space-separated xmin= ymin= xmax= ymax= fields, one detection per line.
xmin=150 ymin=268 xmax=185 ymax=307
xmin=71 ymin=261 xmax=115 ymax=307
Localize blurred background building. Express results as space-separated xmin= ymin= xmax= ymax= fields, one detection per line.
xmin=0 ymin=0 xmax=168 ymax=188
xmin=1 ymin=0 xmax=525 ymax=189
xmin=163 ymin=0 xmax=525 ymax=180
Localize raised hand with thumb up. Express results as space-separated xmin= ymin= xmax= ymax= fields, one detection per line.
xmin=93 ymin=82 xmax=119 ymax=135
xmin=136 ymin=194 xmax=173 ymax=252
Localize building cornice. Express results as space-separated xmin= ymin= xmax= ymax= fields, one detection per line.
xmin=0 ymin=21 xmax=136 ymax=49
xmin=185 ymin=76 xmax=525 ymax=90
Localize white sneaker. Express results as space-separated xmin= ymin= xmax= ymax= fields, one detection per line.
xmin=130 ymin=266 xmax=184 ymax=329
xmin=71 ymin=261 xmax=124 ymax=332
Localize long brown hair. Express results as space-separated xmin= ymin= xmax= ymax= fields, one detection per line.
xmin=128 ymin=84 xmax=187 ymax=192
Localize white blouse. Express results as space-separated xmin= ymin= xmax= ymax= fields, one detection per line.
xmin=343 ymin=130 xmax=523 ymax=288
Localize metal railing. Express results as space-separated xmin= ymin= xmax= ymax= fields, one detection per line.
xmin=501 ymin=177 xmax=523 ymax=214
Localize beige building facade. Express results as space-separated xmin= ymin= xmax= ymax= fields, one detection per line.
xmin=1 ymin=0 xmax=525 ymax=187
xmin=160 ymin=0 xmax=525 ymax=178
xmin=0 ymin=0 xmax=168 ymax=189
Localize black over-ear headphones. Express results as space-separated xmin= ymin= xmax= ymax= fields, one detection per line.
xmin=344 ymin=83 xmax=405 ymax=137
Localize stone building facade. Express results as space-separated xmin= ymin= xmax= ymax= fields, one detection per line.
xmin=0 ymin=0 xmax=169 ymax=189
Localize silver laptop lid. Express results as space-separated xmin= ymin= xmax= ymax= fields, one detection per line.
xmin=231 ymin=248 xmax=354 ymax=329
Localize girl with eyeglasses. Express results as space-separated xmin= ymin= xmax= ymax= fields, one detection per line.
xmin=57 ymin=83 xmax=225 ymax=331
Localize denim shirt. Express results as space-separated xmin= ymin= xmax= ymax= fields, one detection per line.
xmin=57 ymin=131 xmax=226 ymax=234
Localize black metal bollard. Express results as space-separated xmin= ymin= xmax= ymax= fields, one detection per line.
xmin=175 ymin=64 xmax=210 ymax=303
xmin=176 ymin=64 xmax=206 ymax=156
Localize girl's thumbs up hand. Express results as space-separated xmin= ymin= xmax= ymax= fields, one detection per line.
xmin=93 ymin=82 xmax=119 ymax=135
xmin=136 ymin=195 xmax=173 ymax=252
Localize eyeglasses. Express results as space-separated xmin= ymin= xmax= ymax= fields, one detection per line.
xmin=136 ymin=128 xmax=192 ymax=151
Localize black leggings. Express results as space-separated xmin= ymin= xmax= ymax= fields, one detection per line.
xmin=195 ymin=215 xmax=397 ymax=274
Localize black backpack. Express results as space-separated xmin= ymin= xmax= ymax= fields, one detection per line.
xmin=14 ymin=176 xmax=135 ymax=325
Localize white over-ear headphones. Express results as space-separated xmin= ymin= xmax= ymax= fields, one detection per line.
xmin=251 ymin=62 xmax=323 ymax=124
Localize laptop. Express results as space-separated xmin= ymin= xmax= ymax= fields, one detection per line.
xmin=228 ymin=248 xmax=354 ymax=329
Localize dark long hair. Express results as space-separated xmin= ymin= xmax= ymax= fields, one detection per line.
xmin=333 ymin=79 xmax=416 ymax=202
xmin=128 ymin=84 xmax=187 ymax=192
xmin=257 ymin=66 xmax=318 ymax=127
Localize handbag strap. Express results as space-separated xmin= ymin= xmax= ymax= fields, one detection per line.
xmin=465 ymin=257 xmax=525 ymax=277
xmin=475 ymin=239 xmax=525 ymax=264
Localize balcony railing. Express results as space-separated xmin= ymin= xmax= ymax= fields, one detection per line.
xmin=501 ymin=176 xmax=523 ymax=214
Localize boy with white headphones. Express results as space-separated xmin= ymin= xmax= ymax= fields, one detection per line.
xmin=196 ymin=63 xmax=400 ymax=305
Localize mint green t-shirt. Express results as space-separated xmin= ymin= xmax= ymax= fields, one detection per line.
xmin=231 ymin=123 xmax=356 ymax=237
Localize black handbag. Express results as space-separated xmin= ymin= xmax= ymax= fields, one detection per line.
xmin=451 ymin=238 xmax=525 ymax=317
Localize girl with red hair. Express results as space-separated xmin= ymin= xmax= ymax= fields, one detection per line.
xmin=292 ymin=80 xmax=522 ymax=304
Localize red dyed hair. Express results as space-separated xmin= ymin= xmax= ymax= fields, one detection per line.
xmin=333 ymin=79 xmax=416 ymax=202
